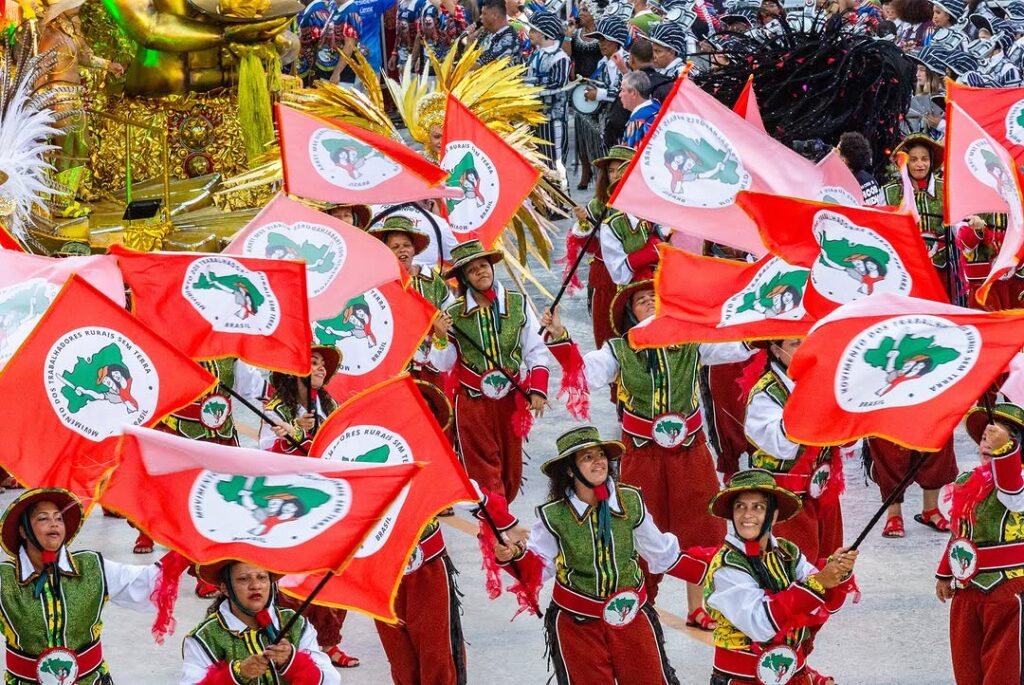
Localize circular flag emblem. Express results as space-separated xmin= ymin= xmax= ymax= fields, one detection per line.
xmin=182 ymin=256 xmax=281 ymax=335
xmin=1004 ymin=99 xmax=1024 ymax=147
xmin=242 ymin=221 xmax=347 ymax=299
xmin=313 ymin=289 xmax=393 ymax=375
xmin=719 ymin=257 xmax=808 ymax=327
xmin=964 ymin=138 xmax=1024 ymax=228
xmin=808 ymin=462 xmax=831 ymax=500
xmin=816 ymin=185 xmax=861 ymax=207
xmin=652 ymin=413 xmax=689 ymax=448
xmin=308 ymin=128 xmax=402 ymax=190
xmin=189 ymin=472 xmax=352 ymax=548
xmin=810 ymin=210 xmax=911 ymax=304
xmin=36 ymin=647 xmax=79 ymax=685
xmin=440 ymin=141 xmax=500 ymax=233
xmin=602 ymin=589 xmax=642 ymax=627
xmin=44 ymin=327 xmax=160 ymax=441
xmin=0 ymin=278 xmax=59 ymax=369
xmin=756 ymin=645 xmax=800 ymax=685
xmin=948 ymin=538 xmax=980 ymax=582
xmin=199 ymin=393 xmax=231 ymax=430
xmin=319 ymin=423 xmax=414 ymax=558
xmin=480 ymin=370 xmax=513 ymax=399
xmin=404 ymin=544 xmax=424 ymax=575
xmin=641 ymin=112 xmax=752 ymax=208
xmin=834 ymin=315 xmax=980 ymax=413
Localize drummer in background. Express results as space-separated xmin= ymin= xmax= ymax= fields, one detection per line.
xmin=524 ymin=11 xmax=573 ymax=188
xmin=565 ymin=0 xmax=604 ymax=191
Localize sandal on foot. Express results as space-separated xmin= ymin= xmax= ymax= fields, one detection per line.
xmin=914 ymin=508 xmax=950 ymax=532
xmin=806 ymin=667 xmax=836 ymax=685
xmin=326 ymin=645 xmax=360 ymax=668
xmin=882 ymin=515 xmax=905 ymax=538
xmin=133 ymin=533 xmax=154 ymax=554
xmin=685 ymin=607 xmax=717 ymax=631
xmin=195 ymin=579 xmax=219 ymax=599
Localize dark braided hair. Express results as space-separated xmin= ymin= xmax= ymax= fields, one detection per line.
xmin=694 ymin=19 xmax=914 ymax=177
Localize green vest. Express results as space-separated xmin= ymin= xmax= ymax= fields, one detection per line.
xmin=165 ymin=358 xmax=238 ymax=441
xmin=412 ymin=268 xmax=450 ymax=309
xmin=952 ymin=468 xmax=1024 ymax=591
xmin=747 ymin=370 xmax=832 ymax=474
xmin=187 ymin=605 xmax=308 ymax=685
xmin=608 ymin=338 xmax=700 ymax=424
xmin=538 ymin=484 xmax=645 ymax=598
xmin=0 ymin=550 xmax=110 ymax=685
xmin=704 ymin=539 xmax=814 ymax=653
xmin=881 ymin=177 xmax=947 ymax=268
xmin=446 ymin=291 xmax=528 ymax=377
xmin=605 ymin=212 xmax=653 ymax=256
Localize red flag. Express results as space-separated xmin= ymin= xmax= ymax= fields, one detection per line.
xmin=224 ymin=193 xmax=403 ymax=320
xmin=629 ymin=246 xmax=813 ymax=347
xmin=732 ymin=76 xmax=766 ymax=134
xmin=318 ymin=280 xmax=437 ymax=400
xmin=0 ymin=251 xmax=126 ymax=370
xmin=100 ymin=425 xmax=420 ymax=575
xmin=783 ymin=294 xmax=1024 ymax=450
xmin=110 ymin=245 xmax=312 ymax=375
xmin=280 ymin=376 xmax=476 ymax=621
xmin=610 ymin=77 xmax=824 ymax=255
xmin=0 ymin=225 xmax=24 ymax=251
xmin=739 ymin=191 xmax=948 ymax=318
xmin=440 ymin=94 xmax=541 ymax=248
xmin=815 ymin=150 xmax=865 ymax=206
xmin=946 ymin=79 xmax=1024 ymax=168
xmin=277 ymin=103 xmax=451 ymax=205
xmin=944 ymin=102 xmax=1024 ymax=305
xmin=0 ymin=276 xmax=215 ymax=502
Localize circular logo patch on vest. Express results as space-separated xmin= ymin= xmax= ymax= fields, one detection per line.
xmin=0 ymin=278 xmax=59 ymax=369
xmin=36 ymin=647 xmax=79 ymax=685
xmin=199 ymin=393 xmax=231 ymax=430
xmin=480 ymin=370 xmax=513 ymax=399
xmin=640 ymin=112 xmax=752 ymax=208
xmin=182 ymin=256 xmax=281 ymax=336
xmin=756 ymin=645 xmax=799 ymax=685
xmin=808 ymin=462 xmax=831 ymax=500
xmin=1004 ymin=99 xmax=1024 ymax=147
xmin=441 ymin=141 xmax=500 ymax=233
xmin=309 ymin=128 xmax=402 ymax=190
xmin=318 ymin=424 xmax=413 ymax=558
xmin=810 ymin=210 xmax=911 ymax=305
xmin=188 ymin=472 xmax=352 ymax=548
xmin=816 ymin=185 xmax=861 ymax=207
xmin=404 ymin=544 xmax=424 ymax=575
xmin=313 ymin=288 xmax=393 ymax=376
xmin=834 ymin=315 xmax=979 ymax=413
xmin=242 ymin=221 xmax=347 ymax=299
xmin=719 ymin=257 xmax=808 ymax=327
xmin=652 ymin=413 xmax=689 ymax=448
xmin=44 ymin=327 xmax=160 ymax=442
xmin=948 ymin=537 xmax=980 ymax=582
xmin=602 ymin=589 xmax=642 ymax=627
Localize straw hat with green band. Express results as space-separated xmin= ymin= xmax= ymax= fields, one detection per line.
xmin=1 ymin=488 xmax=84 ymax=558
xmin=609 ymin=279 xmax=654 ymax=337
xmin=369 ymin=215 xmax=431 ymax=255
xmin=540 ymin=425 xmax=625 ymax=477
xmin=893 ymin=134 xmax=944 ymax=166
xmin=443 ymin=238 xmax=503 ymax=279
xmin=594 ymin=144 xmax=636 ymax=172
xmin=195 ymin=559 xmax=283 ymax=588
xmin=965 ymin=402 xmax=1024 ymax=444
xmin=708 ymin=469 xmax=802 ymax=522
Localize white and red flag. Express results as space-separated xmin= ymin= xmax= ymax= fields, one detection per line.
xmin=731 ymin=75 xmax=766 ymax=134
xmin=224 ymin=193 xmax=403 ymax=319
xmin=100 ymin=425 xmax=419 ymax=575
xmin=946 ymin=79 xmax=1024 ymax=168
xmin=782 ymin=294 xmax=1024 ymax=451
xmin=815 ymin=150 xmax=865 ymax=207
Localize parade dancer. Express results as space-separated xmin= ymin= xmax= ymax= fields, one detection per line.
xmin=597 ymin=147 xmax=662 ymax=286
xmin=429 ymin=239 xmax=551 ymax=502
xmin=493 ymin=426 xmax=713 ymax=685
xmin=260 ymin=346 xmax=340 ymax=454
xmin=936 ymin=402 xmax=1024 ymax=685
xmin=542 ymin=281 xmax=754 ymax=628
xmin=705 ymin=470 xmax=859 ymax=685
xmin=180 ymin=560 xmax=340 ymax=685
xmin=0 ymin=489 xmax=189 ymax=685
xmin=648 ymin=21 xmax=687 ymax=78
xmin=370 ymin=216 xmax=452 ymax=309
xmin=524 ymin=11 xmax=572 ymax=186
xmin=584 ymin=16 xmax=631 ymax=148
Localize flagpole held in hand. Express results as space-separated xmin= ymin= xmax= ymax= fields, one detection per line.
xmin=274 ymin=571 xmax=335 ymax=641
xmin=537 ymin=205 xmax=611 ymax=335
xmin=220 ymin=385 xmax=309 ymax=455
xmin=849 ymin=450 xmax=929 ymax=550
xmin=477 ymin=501 xmax=544 ymax=619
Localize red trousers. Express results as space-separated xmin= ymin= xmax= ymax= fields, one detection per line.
xmin=454 ymin=390 xmax=523 ymax=502
xmin=774 ymin=496 xmax=844 ymax=566
xmin=375 ymin=555 xmax=466 ymax=685
xmin=619 ymin=435 xmax=725 ymax=603
xmin=867 ymin=438 xmax=958 ymax=503
xmin=277 ymin=595 xmax=346 ymax=648
xmin=949 ymin=576 xmax=1024 ymax=685
xmin=705 ymin=362 xmax=751 ymax=477
xmin=589 ymin=258 xmax=616 ymax=350
xmin=547 ymin=604 xmax=679 ymax=684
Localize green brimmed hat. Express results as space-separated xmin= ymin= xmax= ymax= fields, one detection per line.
xmin=965 ymin=402 xmax=1024 ymax=444
xmin=893 ymin=134 xmax=945 ymax=166
xmin=369 ymin=216 xmax=431 ymax=255
xmin=443 ymin=238 xmax=503 ymax=279
xmin=1 ymin=488 xmax=84 ymax=558
xmin=594 ymin=145 xmax=636 ymax=172
xmin=708 ymin=469 xmax=803 ymax=522
xmin=540 ymin=425 xmax=625 ymax=477
xmin=196 ymin=559 xmax=283 ymax=587
xmin=609 ymin=279 xmax=654 ymax=337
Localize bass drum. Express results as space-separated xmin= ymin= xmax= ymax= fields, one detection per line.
xmin=571 ymin=83 xmax=601 ymax=115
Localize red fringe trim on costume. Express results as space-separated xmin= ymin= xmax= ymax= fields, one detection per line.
xmin=557 ymin=342 xmax=590 ymax=421
xmin=512 ymin=393 xmax=534 ymax=438
xmin=477 ymin=518 xmax=505 ymax=601
xmin=950 ymin=463 xmax=993 ymax=530
xmin=506 ymin=551 xmax=544 ymax=620
xmin=816 ymin=449 xmax=847 ymax=513
xmin=558 ymin=232 xmax=587 ymax=295
xmin=736 ymin=350 xmax=767 ymax=403
xmin=197 ymin=661 xmax=235 ymax=685
xmin=283 ymin=651 xmax=323 ymax=685
xmin=150 ymin=550 xmax=191 ymax=644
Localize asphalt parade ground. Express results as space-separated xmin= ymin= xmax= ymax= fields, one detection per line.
xmin=14 ymin=181 xmax=973 ymax=684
